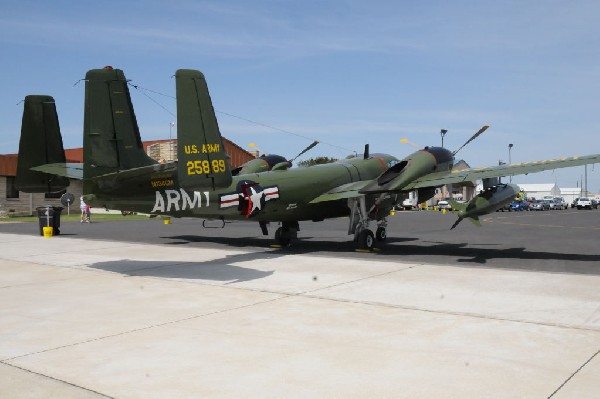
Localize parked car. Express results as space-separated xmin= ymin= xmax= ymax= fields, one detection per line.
xmin=497 ymin=201 xmax=512 ymax=212
xmin=593 ymin=199 xmax=599 ymax=209
xmin=576 ymin=197 xmax=593 ymax=210
xmin=437 ymin=198 xmax=465 ymax=211
xmin=516 ymin=200 xmax=530 ymax=211
xmin=508 ymin=200 xmax=529 ymax=211
xmin=437 ymin=199 xmax=451 ymax=211
xmin=530 ymin=199 xmax=549 ymax=211
xmin=571 ymin=198 xmax=579 ymax=208
xmin=553 ymin=197 xmax=567 ymax=210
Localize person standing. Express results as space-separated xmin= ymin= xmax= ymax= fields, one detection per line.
xmin=80 ymin=196 xmax=89 ymax=223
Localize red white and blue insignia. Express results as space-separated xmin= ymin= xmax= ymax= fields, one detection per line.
xmin=219 ymin=180 xmax=279 ymax=218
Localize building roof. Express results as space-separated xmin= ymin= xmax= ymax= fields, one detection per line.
xmin=517 ymin=183 xmax=558 ymax=192
xmin=0 ymin=136 xmax=254 ymax=176
xmin=0 ymin=154 xmax=18 ymax=176
xmin=561 ymin=188 xmax=583 ymax=194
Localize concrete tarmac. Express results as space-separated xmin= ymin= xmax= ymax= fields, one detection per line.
xmin=1 ymin=209 xmax=599 ymax=398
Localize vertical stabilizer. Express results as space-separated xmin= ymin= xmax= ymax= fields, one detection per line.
xmin=175 ymin=69 xmax=232 ymax=191
xmin=15 ymin=95 xmax=69 ymax=193
xmin=83 ymin=67 xmax=155 ymax=183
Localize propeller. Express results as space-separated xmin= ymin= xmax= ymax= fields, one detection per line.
xmin=400 ymin=138 xmax=421 ymax=148
xmin=450 ymin=217 xmax=463 ymax=230
xmin=452 ymin=125 xmax=489 ymax=156
xmin=289 ymin=140 xmax=319 ymax=164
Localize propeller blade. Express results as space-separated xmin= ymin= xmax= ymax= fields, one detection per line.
xmin=450 ymin=217 xmax=463 ymax=230
xmin=452 ymin=125 xmax=489 ymax=156
xmin=288 ymin=140 xmax=319 ymax=163
xmin=400 ymin=138 xmax=421 ymax=148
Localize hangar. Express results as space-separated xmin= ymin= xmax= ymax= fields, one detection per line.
xmin=517 ymin=183 xmax=561 ymax=200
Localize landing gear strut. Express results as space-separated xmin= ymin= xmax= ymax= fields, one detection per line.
xmin=348 ymin=196 xmax=389 ymax=250
xmin=274 ymin=221 xmax=299 ymax=247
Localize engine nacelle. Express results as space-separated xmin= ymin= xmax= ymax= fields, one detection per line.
xmin=450 ymin=184 xmax=520 ymax=228
xmin=232 ymin=154 xmax=290 ymax=175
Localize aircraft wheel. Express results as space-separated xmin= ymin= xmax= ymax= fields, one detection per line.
xmin=375 ymin=227 xmax=387 ymax=242
xmin=358 ymin=229 xmax=375 ymax=250
xmin=275 ymin=227 xmax=292 ymax=247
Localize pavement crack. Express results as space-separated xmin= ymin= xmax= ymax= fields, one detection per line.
xmin=547 ymin=349 xmax=600 ymax=398
xmin=2 ymin=294 xmax=289 ymax=363
xmin=0 ymin=361 xmax=114 ymax=398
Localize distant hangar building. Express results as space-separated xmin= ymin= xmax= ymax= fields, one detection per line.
xmin=516 ymin=183 xmax=566 ymax=200
xmin=517 ymin=183 xmax=561 ymax=200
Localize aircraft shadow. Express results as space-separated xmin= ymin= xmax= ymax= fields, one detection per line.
xmin=162 ymin=234 xmax=600 ymax=276
xmin=376 ymin=242 xmax=600 ymax=275
xmin=89 ymin=251 xmax=277 ymax=283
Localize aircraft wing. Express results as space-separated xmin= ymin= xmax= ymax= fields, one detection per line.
xmin=309 ymin=181 xmax=371 ymax=203
xmin=402 ymin=153 xmax=600 ymax=190
xmin=31 ymin=163 xmax=84 ymax=180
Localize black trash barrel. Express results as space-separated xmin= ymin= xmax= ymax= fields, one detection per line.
xmin=35 ymin=205 xmax=63 ymax=236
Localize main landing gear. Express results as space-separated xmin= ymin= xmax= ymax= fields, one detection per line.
xmin=348 ymin=196 xmax=387 ymax=250
xmin=274 ymin=221 xmax=299 ymax=247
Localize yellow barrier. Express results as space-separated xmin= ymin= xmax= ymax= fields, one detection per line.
xmin=163 ymin=218 xmax=171 ymax=225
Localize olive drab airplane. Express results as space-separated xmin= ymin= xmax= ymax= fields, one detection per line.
xmin=15 ymin=67 xmax=600 ymax=249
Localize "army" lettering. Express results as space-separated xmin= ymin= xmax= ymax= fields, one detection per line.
xmin=151 ymin=189 xmax=210 ymax=213
xmin=202 ymin=143 xmax=220 ymax=153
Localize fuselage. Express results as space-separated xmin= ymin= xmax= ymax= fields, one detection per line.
xmin=86 ymin=153 xmax=399 ymax=222
xmin=85 ymin=146 xmax=456 ymax=223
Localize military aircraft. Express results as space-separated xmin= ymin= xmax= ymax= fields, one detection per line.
xmin=15 ymin=67 xmax=600 ymax=249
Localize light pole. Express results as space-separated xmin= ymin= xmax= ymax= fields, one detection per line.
xmin=169 ymin=122 xmax=175 ymax=160
xmin=440 ymin=129 xmax=448 ymax=148
xmin=508 ymin=143 xmax=513 ymax=182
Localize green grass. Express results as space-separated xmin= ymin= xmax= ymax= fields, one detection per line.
xmin=1 ymin=213 xmax=152 ymax=223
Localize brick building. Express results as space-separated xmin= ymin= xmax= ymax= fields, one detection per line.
xmin=0 ymin=137 xmax=254 ymax=216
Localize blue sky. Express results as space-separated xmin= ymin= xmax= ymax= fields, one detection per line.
xmin=2 ymin=0 xmax=600 ymax=191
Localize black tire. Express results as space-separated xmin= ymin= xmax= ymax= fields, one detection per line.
xmin=274 ymin=227 xmax=291 ymax=247
xmin=375 ymin=227 xmax=387 ymax=242
xmin=358 ymin=229 xmax=375 ymax=250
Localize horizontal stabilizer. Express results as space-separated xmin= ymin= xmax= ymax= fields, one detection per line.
xmin=176 ymin=69 xmax=232 ymax=191
xmin=89 ymin=162 xmax=174 ymax=182
xmin=15 ymin=95 xmax=70 ymax=193
xmin=31 ymin=163 xmax=84 ymax=179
